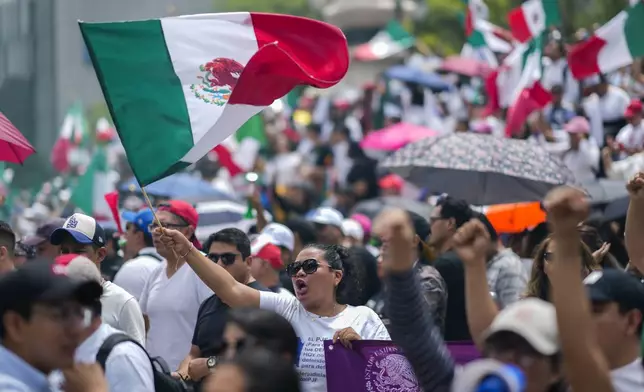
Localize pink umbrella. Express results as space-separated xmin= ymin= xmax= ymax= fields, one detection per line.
xmin=439 ymin=56 xmax=491 ymax=78
xmin=0 ymin=112 xmax=36 ymax=164
xmin=360 ymin=123 xmax=437 ymax=151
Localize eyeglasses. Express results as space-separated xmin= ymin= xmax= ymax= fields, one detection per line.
xmin=214 ymin=338 xmax=248 ymax=357
xmin=34 ymin=305 xmax=90 ymax=327
xmin=207 ymin=252 xmax=239 ymax=266
xmin=285 ymin=259 xmax=332 ymax=277
xmin=148 ymin=222 xmax=188 ymax=231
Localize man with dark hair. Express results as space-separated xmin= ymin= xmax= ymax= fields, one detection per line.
xmin=175 ymin=228 xmax=269 ymax=386
xmin=429 ymin=196 xmax=474 ymax=341
xmin=50 ymin=214 xmax=145 ymax=346
xmin=114 ymin=209 xmax=163 ymax=301
xmin=0 ymin=220 xmax=15 ymax=274
xmin=22 ymin=218 xmax=65 ymax=260
xmin=0 ymin=261 xmax=103 ymax=390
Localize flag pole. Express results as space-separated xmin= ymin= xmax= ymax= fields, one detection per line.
xmin=138 ymin=185 xmax=163 ymax=227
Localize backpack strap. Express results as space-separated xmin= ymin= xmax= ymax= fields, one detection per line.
xmin=96 ymin=333 xmax=147 ymax=370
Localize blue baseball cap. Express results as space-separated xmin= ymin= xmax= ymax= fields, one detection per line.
xmin=122 ymin=208 xmax=154 ymax=237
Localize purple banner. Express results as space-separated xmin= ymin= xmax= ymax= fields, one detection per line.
xmin=324 ymin=340 xmax=480 ymax=392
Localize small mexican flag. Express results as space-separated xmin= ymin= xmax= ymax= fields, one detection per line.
xmin=80 ymin=12 xmax=349 ymax=186
xmin=213 ymin=113 xmax=267 ymax=177
xmin=354 ymin=20 xmax=415 ymax=62
xmin=70 ymin=143 xmax=115 ymax=219
xmin=51 ymin=103 xmax=87 ymax=173
xmin=464 ymin=0 xmax=512 ymax=58
xmin=568 ymin=1 xmax=644 ymax=80
xmin=508 ymin=0 xmax=560 ymax=43
xmin=505 ymin=35 xmax=552 ymax=136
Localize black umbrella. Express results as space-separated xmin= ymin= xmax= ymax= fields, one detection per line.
xmin=603 ymin=196 xmax=630 ymax=222
xmin=583 ymin=179 xmax=628 ymax=206
xmin=381 ymin=133 xmax=580 ymax=205
xmin=352 ymin=196 xmax=433 ymax=221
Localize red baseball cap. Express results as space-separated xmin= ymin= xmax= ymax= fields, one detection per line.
xmin=625 ymin=99 xmax=643 ymax=118
xmin=54 ymin=253 xmax=81 ymax=267
xmin=251 ymin=236 xmax=283 ymax=270
xmin=157 ymin=200 xmax=202 ymax=249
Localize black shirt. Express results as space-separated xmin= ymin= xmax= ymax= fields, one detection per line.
xmin=433 ymin=250 xmax=471 ymax=342
xmin=192 ymin=280 xmax=269 ymax=357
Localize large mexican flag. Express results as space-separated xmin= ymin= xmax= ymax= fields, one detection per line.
xmin=80 ymin=12 xmax=349 ymax=186
xmin=568 ymin=1 xmax=644 ymax=80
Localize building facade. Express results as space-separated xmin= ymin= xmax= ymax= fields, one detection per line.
xmin=0 ymin=0 xmax=213 ymax=185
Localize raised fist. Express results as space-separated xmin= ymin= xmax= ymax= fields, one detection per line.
xmin=453 ymin=219 xmax=490 ymax=266
xmin=543 ymin=186 xmax=589 ymax=233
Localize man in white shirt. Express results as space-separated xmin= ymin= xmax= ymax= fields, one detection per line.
xmin=50 ymin=214 xmax=146 ymax=346
xmin=542 ymin=36 xmax=580 ymax=105
xmin=139 ymin=200 xmax=212 ymax=371
xmin=561 ymin=116 xmax=600 ymax=182
xmin=50 ymin=257 xmax=154 ymax=392
xmin=596 ymin=76 xmax=631 ymax=138
xmin=615 ymin=99 xmax=644 ymax=157
xmin=113 ymin=209 xmax=163 ymax=301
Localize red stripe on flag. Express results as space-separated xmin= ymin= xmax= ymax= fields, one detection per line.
xmin=505 ymin=83 xmax=552 ymax=137
xmin=103 ymin=191 xmax=123 ymax=234
xmin=483 ymin=69 xmax=500 ymax=117
xmin=354 ymin=44 xmax=379 ymax=62
xmin=465 ymin=9 xmax=474 ymax=37
xmin=212 ymin=145 xmax=243 ymax=177
xmin=567 ymin=35 xmax=606 ymax=80
xmin=228 ymin=13 xmax=349 ymax=106
xmin=507 ymin=7 xmax=533 ymax=43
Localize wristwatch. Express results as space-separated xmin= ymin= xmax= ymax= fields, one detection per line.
xmin=206 ymin=356 xmax=217 ymax=372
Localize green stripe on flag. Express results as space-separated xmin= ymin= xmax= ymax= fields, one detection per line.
xmin=625 ymin=2 xmax=644 ymax=59
xmin=468 ymin=30 xmax=487 ymax=47
xmin=80 ymin=20 xmax=194 ymax=186
xmin=543 ymin=0 xmax=561 ymax=28
xmin=235 ymin=114 xmax=267 ymax=146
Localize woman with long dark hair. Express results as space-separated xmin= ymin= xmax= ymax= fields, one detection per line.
xmin=156 ymin=228 xmax=389 ymax=392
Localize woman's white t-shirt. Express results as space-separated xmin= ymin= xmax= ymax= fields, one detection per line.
xmin=259 ymin=292 xmax=391 ymax=392
xmin=139 ymin=261 xmax=213 ymax=370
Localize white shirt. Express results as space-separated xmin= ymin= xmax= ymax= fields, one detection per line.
xmin=259 ymin=291 xmax=390 ymax=392
xmin=562 ymin=138 xmax=600 ymax=182
xmin=139 ymin=261 xmax=213 ymax=370
xmin=607 ymin=152 xmax=644 ymax=181
xmin=49 ymin=323 xmax=154 ymax=392
xmin=527 ymin=130 xmax=570 ymax=157
xmin=600 ymin=86 xmax=630 ymax=122
xmin=113 ymin=248 xmax=163 ymax=302
xmin=542 ymin=57 xmax=579 ymax=104
xmin=616 ymin=122 xmax=644 ymax=152
xmin=101 ymin=281 xmax=146 ymax=347
xmin=610 ymin=357 xmax=644 ymax=392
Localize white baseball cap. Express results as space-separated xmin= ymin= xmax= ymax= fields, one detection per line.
xmin=306 ymin=207 xmax=343 ymax=228
xmin=261 ymin=223 xmax=295 ymax=252
xmin=341 ymin=219 xmax=364 ymax=242
xmin=50 ymin=213 xmax=107 ymax=247
xmin=482 ymin=298 xmax=559 ymax=356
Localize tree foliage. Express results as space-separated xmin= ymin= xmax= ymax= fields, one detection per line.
xmin=215 ymin=0 xmax=319 ymax=18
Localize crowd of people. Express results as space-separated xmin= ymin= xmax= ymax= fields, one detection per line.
xmin=2 ymin=12 xmax=644 ymax=392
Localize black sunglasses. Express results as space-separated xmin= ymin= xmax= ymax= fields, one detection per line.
xmin=286 ymin=259 xmax=332 ymax=277
xmin=214 ymin=338 xmax=248 ymax=356
xmin=207 ymin=252 xmax=239 ymax=266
